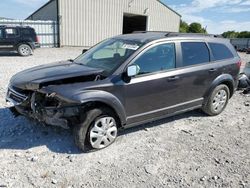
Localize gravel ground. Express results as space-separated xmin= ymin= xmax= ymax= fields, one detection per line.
xmin=0 ymin=49 xmax=249 ymax=188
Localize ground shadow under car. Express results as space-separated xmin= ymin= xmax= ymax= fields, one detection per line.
xmin=0 ymin=51 xmax=20 ymax=57
xmin=0 ymin=107 xmax=80 ymax=154
xmin=0 ymin=107 xmax=206 ymax=154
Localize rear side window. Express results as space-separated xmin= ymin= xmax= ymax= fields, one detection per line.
xmin=181 ymin=42 xmax=210 ymax=67
xmin=209 ymin=43 xmax=234 ymax=61
xmin=21 ymin=29 xmax=32 ymax=35
xmin=5 ymin=28 xmax=19 ymax=38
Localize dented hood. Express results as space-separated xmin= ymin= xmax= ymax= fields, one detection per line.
xmin=10 ymin=61 xmax=104 ymax=90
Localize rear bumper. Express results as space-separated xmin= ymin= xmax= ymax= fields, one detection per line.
xmin=34 ymin=42 xmax=41 ymax=49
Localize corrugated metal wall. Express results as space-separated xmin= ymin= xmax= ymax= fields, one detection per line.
xmin=230 ymin=38 xmax=250 ymax=49
xmin=58 ymin=0 xmax=180 ymax=47
xmin=0 ymin=20 xmax=59 ymax=47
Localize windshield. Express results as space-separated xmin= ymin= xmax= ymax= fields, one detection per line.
xmin=74 ymin=38 xmax=142 ymax=75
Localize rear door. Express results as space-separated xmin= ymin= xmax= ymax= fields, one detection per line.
xmin=175 ymin=41 xmax=221 ymax=102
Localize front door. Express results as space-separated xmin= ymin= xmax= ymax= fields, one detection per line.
xmin=0 ymin=28 xmax=7 ymax=50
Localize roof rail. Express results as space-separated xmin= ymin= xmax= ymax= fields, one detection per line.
xmin=166 ymin=32 xmax=223 ymax=38
xmin=133 ymin=31 xmax=170 ymax=34
xmin=132 ymin=31 xmax=223 ymax=38
xmin=0 ymin=25 xmax=32 ymax=28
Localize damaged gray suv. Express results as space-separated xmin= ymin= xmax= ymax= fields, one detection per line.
xmin=6 ymin=32 xmax=241 ymax=151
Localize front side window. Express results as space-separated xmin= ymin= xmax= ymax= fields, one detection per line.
xmin=5 ymin=28 xmax=19 ymax=38
xmin=74 ymin=39 xmax=142 ymax=75
xmin=181 ymin=42 xmax=210 ymax=67
xmin=209 ymin=42 xmax=234 ymax=61
xmin=133 ymin=43 xmax=176 ymax=75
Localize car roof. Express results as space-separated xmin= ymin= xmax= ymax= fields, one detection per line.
xmin=114 ymin=31 xmax=225 ymax=44
xmin=0 ymin=25 xmax=33 ymax=29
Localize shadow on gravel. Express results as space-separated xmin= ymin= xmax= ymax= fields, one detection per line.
xmin=0 ymin=107 xmax=81 ymax=154
xmin=0 ymin=107 xmax=206 ymax=154
xmin=0 ymin=51 xmax=20 ymax=57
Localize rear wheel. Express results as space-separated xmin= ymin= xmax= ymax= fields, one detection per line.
xmin=73 ymin=108 xmax=118 ymax=152
xmin=18 ymin=44 xmax=32 ymax=56
xmin=202 ymin=84 xmax=230 ymax=116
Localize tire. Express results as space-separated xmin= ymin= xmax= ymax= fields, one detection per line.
xmin=73 ymin=107 xmax=119 ymax=152
xmin=17 ymin=44 xmax=32 ymax=56
xmin=202 ymin=84 xmax=230 ymax=116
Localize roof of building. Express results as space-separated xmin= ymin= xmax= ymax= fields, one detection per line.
xmin=156 ymin=0 xmax=181 ymax=17
xmin=26 ymin=0 xmax=56 ymax=20
xmin=26 ymin=0 xmax=181 ymax=20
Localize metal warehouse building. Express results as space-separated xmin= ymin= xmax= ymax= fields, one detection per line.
xmin=27 ymin=0 xmax=181 ymax=47
xmin=230 ymin=38 xmax=250 ymax=49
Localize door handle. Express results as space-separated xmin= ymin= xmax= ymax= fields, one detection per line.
xmin=167 ymin=76 xmax=180 ymax=81
xmin=209 ymin=68 xmax=217 ymax=72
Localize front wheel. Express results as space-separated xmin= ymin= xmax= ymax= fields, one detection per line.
xmin=202 ymin=84 xmax=230 ymax=116
xmin=73 ymin=108 xmax=118 ymax=152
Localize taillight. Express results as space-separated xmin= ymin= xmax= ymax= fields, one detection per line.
xmin=36 ymin=36 xmax=39 ymax=43
xmin=237 ymin=60 xmax=242 ymax=69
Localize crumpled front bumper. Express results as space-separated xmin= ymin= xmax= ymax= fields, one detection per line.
xmin=5 ymin=87 xmax=28 ymax=107
xmin=6 ymin=86 xmax=80 ymax=129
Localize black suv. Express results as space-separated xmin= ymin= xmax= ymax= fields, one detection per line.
xmin=6 ymin=32 xmax=241 ymax=151
xmin=0 ymin=25 xmax=40 ymax=56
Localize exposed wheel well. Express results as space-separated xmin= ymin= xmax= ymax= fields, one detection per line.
xmin=16 ymin=43 xmax=32 ymax=50
xmin=220 ymin=80 xmax=234 ymax=98
xmin=80 ymin=101 xmax=122 ymax=128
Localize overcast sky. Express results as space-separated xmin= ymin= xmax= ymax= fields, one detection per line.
xmin=0 ymin=0 xmax=249 ymax=34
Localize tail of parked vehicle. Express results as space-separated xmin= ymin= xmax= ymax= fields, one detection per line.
xmin=0 ymin=25 xmax=40 ymax=56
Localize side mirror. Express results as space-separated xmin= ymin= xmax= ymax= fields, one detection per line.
xmin=127 ymin=64 xmax=140 ymax=77
xmin=82 ymin=49 xmax=88 ymax=54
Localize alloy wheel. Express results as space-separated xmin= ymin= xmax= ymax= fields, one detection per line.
xmin=20 ymin=46 xmax=30 ymax=56
xmin=212 ymin=89 xmax=227 ymax=112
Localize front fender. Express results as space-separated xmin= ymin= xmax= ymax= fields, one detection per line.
xmin=55 ymin=89 xmax=127 ymax=125
xmin=76 ymin=90 xmax=126 ymax=125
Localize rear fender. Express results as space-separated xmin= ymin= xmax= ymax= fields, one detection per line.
xmin=203 ymin=74 xmax=235 ymax=104
xmin=16 ymin=41 xmax=35 ymax=50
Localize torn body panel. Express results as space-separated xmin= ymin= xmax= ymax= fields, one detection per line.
xmin=10 ymin=91 xmax=81 ymax=129
xmin=6 ymin=76 xmax=126 ymax=129
xmin=9 ymin=60 xmax=104 ymax=90
xmin=5 ymin=61 xmax=109 ymax=129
